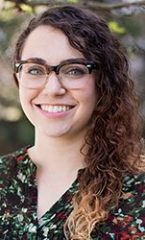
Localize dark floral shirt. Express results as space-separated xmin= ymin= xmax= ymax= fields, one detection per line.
xmin=0 ymin=147 xmax=145 ymax=240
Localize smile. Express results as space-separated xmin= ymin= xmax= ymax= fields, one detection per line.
xmin=40 ymin=105 xmax=73 ymax=113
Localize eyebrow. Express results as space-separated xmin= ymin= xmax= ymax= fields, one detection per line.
xmin=22 ymin=58 xmax=47 ymax=65
xmin=21 ymin=57 xmax=89 ymax=66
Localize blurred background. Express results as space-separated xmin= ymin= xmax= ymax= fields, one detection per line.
xmin=0 ymin=0 xmax=145 ymax=155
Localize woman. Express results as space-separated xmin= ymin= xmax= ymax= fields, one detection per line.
xmin=0 ymin=5 xmax=145 ymax=240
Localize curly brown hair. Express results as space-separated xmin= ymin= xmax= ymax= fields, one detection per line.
xmin=14 ymin=5 xmax=143 ymax=239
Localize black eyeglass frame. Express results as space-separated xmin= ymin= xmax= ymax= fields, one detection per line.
xmin=14 ymin=57 xmax=98 ymax=76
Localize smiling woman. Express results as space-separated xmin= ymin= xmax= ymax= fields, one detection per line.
xmin=16 ymin=25 xmax=97 ymax=139
xmin=0 ymin=5 xmax=145 ymax=240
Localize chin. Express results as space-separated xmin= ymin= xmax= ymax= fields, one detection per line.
xmin=40 ymin=126 xmax=72 ymax=138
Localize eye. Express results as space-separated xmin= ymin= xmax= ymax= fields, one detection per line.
xmin=23 ymin=64 xmax=46 ymax=76
xmin=61 ymin=64 xmax=88 ymax=78
xmin=69 ymin=68 xmax=85 ymax=76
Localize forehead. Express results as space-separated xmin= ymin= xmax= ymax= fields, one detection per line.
xmin=21 ymin=25 xmax=83 ymax=64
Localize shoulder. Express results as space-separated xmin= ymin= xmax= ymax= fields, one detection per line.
xmin=0 ymin=146 xmax=28 ymax=168
xmin=0 ymin=147 xmax=29 ymax=185
xmin=100 ymin=173 xmax=145 ymax=238
xmin=120 ymin=172 xmax=145 ymax=212
xmin=113 ymin=172 xmax=145 ymax=223
xmin=91 ymin=173 xmax=145 ymax=239
xmin=123 ymin=172 xmax=145 ymax=194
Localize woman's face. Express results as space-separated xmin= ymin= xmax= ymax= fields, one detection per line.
xmin=19 ymin=25 xmax=97 ymax=140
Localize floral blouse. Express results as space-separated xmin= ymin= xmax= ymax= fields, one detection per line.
xmin=0 ymin=147 xmax=145 ymax=240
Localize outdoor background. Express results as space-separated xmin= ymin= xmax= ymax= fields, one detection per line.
xmin=0 ymin=0 xmax=145 ymax=155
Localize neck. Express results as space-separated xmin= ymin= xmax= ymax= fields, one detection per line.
xmin=28 ymin=131 xmax=86 ymax=176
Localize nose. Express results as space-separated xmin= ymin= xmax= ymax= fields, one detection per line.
xmin=41 ymin=71 xmax=66 ymax=96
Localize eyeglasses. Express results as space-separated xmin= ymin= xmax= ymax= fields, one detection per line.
xmin=14 ymin=58 xmax=97 ymax=89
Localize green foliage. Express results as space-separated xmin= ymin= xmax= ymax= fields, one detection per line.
xmin=18 ymin=4 xmax=33 ymax=13
xmin=0 ymin=117 xmax=34 ymax=155
xmin=0 ymin=12 xmax=26 ymax=51
xmin=121 ymin=15 xmax=143 ymax=37
xmin=108 ymin=21 xmax=126 ymax=35
xmin=67 ymin=0 xmax=79 ymax=3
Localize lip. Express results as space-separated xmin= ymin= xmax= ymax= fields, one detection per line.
xmin=34 ymin=104 xmax=76 ymax=119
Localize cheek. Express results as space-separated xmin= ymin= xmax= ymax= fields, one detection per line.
xmin=19 ymin=88 xmax=37 ymax=109
xmin=74 ymin=82 xmax=97 ymax=106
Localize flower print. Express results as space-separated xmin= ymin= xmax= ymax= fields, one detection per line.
xmin=0 ymin=148 xmax=145 ymax=239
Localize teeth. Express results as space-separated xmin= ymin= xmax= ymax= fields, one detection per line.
xmin=41 ymin=105 xmax=71 ymax=113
